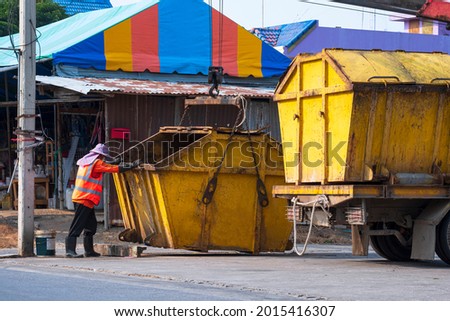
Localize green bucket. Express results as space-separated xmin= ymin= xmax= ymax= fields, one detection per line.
xmin=35 ymin=230 xmax=56 ymax=256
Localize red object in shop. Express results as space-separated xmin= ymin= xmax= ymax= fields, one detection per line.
xmin=111 ymin=128 xmax=130 ymax=140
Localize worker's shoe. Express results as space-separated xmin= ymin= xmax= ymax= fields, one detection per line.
xmin=83 ymin=235 xmax=101 ymax=257
xmin=65 ymin=236 xmax=83 ymax=258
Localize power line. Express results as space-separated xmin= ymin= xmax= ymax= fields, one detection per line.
xmin=299 ymin=0 xmax=414 ymax=20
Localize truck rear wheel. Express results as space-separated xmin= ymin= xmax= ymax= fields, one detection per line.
xmin=370 ymin=222 xmax=412 ymax=261
xmin=435 ymin=212 xmax=450 ymax=265
xmin=370 ymin=235 xmax=394 ymax=260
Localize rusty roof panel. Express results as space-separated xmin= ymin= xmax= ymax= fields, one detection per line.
xmin=36 ymin=76 xmax=274 ymax=98
xmin=418 ymin=0 xmax=450 ymax=23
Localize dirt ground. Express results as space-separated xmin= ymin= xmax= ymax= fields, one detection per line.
xmin=0 ymin=208 xmax=125 ymax=249
xmin=0 ymin=209 xmax=351 ymax=250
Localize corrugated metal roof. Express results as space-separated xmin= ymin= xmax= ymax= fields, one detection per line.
xmin=418 ymin=0 xmax=450 ymax=23
xmin=36 ymin=76 xmax=274 ymax=98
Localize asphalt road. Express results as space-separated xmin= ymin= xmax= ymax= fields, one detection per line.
xmin=0 ymin=265 xmax=294 ymax=301
xmin=1 ymin=244 xmax=449 ymax=301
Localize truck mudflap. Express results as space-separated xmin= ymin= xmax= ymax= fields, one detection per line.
xmin=411 ymin=200 xmax=450 ymax=261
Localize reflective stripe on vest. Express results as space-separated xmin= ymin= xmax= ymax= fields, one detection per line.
xmin=72 ymin=160 xmax=103 ymax=205
xmin=73 ymin=185 xmax=102 ymax=197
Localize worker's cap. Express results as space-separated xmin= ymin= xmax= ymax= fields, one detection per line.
xmin=89 ymin=143 xmax=111 ymax=158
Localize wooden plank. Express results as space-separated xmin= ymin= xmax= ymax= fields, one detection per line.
xmin=351 ymin=224 xmax=369 ymax=256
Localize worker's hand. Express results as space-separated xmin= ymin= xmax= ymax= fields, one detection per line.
xmin=131 ymin=159 xmax=142 ymax=168
xmin=107 ymin=157 xmax=121 ymax=165
xmin=118 ymin=160 xmax=142 ymax=173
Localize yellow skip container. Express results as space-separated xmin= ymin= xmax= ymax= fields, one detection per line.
xmin=113 ymin=127 xmax=292 ymax=254
xmin=274 ymin=49 xmax=450 ymax=184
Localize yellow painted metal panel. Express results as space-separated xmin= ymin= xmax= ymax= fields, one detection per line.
xmin=301 ymin=59 xmax=322 ymax=91
xmin=387 ymin=186 xmax=450 ymax=199
xmin=260 ymin=175 xmax=292 ymax=252
xmin=354 ymin=91 xmax=448 ymax=179
xmin=273 ymin=184 xmax=450 ymax=199
xmin=301 ymin=96 xmax=324 ymax=183
xmin=392 ymin=52 xmax=450 ymax=85
xmin=124 ymin=171 xmax=156 ymax=239
xmin=327 ymin=50 xmax=415 ymax=83
xmin=326 ymin=92 xmax=352 ymax=182
xmin=362 ymin=91 xmax=387 ymax=179
xmin=278 ymin=63 xmax=298 ymax=96
xmin=159 ymin=171 xmax=206 ymax=249
xmin=278 ymin=99 xmax=300 ymax=183
xmin=145 ymin=171 xmax=170 ymax=246
xmin=437 ymin=94 xmax=450 ymax=174
xmin=207 ymin=173 xmax=258 ymax=251
xmin=112 ymin=173 xmax=134 ymax=230
xmin=325 ymin=60 xmax=346 ymax=87
xmin=327 ymin=49 xmax=450 ymax=84
xmin=385 ymin=92 xmax=439 ymax=172
xmin=147 ymin=172 xmax=174 ymax=248
xmin=272 ymin=184 xmax=383 ymax=197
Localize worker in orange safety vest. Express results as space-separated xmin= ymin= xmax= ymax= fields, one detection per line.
xmin=65 ymin=143 xmax=139 ymax=258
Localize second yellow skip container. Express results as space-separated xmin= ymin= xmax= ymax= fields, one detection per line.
xmin=274 ymin=49 xmax=450 ymax=184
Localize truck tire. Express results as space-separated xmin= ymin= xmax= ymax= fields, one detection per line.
xmin=370 ymin=235 xmax=395 ymax=261
xmin=435 ymin=212 xmax=450 ymax=265
xmin=370 ymin=222 xmax=412 ymax=261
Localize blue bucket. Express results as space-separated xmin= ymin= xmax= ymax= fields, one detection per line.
xmin=35 ymin=230 xmax=56 ymax=256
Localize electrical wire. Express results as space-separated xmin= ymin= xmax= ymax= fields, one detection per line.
xmin=30 ymin=19 xmax=42 ymax=60
xmin=218 ymin=0 xmax=223 ymax=68
xmin=6 ymin=0 xmax=19 ymax=61
xmin=207 ymin=0 xmax=224 ymax=69
xmin=208 ymin=0 xmax=212 ymax=64
xmin=299 ymin=0 xmax=415 ymax=20
xmin=36 ymin=104 xmax=54 ymax=142
xmin=2 ymin=2 xmax=43 ymax=61
xmin=19 ymin=18 xmax=42 ymax=48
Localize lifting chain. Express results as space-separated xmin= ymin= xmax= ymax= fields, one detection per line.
xmin=201 ymin=106 xmax=243 ymax=205
xmin=178 ymin=105 xmax=193 ymax=127
xmin=202 ymin=95 xmax=269 ymax=208
xmin=244 ymin=107 xmax=269 ymax=208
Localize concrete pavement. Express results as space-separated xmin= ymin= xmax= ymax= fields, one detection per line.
xmin=1 ymin=244 xmax=449 ymax=301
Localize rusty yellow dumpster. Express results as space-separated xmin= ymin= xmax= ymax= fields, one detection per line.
xmin=272 ymin=49 xmax=450 ymax=264
xmin=113 ymin=126 xmax=292 ymax=254
xmin=274 ymin=49 xmax=450 ymax=184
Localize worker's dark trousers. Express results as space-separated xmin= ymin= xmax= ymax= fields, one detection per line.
xmin=68 ymin=203 xmax=97 ymax=237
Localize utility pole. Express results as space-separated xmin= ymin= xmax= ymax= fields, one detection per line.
xmin=17 ymin=0 xmax=36 ymax=256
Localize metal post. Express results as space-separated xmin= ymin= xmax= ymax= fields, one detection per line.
xmin=17 ymin=0 xmax=36 ymax=256
xmin=103 ymin=101 xmax=110 ymax=230
xmin=57 ymin=104 xmax=64 ymax=209
xmin=4 ymin=72 xmax=12 ymax=178
xmin=53 ymin=103 xmax=57 ymax=199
